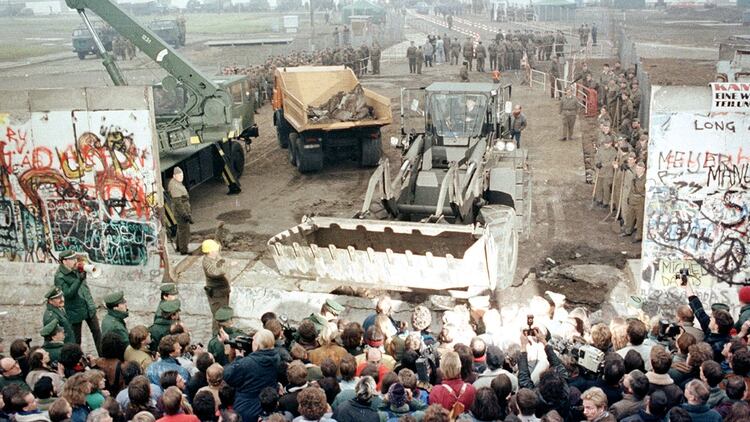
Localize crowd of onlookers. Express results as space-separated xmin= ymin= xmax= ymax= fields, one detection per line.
xmin=5 ymin=280 xmax=750 ymax=422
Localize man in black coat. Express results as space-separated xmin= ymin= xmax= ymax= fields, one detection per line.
xmin=333 ymin=376 xmax=381 ymax=422
xmin=223 ymin=329 xmax=284 ymax=422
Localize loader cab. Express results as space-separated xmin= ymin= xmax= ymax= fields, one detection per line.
xmin=423 ymin=82 xmax=508 ymax=169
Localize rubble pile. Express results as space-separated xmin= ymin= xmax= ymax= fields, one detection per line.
xmin=308 ymin=84 xmax=375 ymax=123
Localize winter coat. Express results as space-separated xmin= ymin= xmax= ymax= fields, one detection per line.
xmin=689 ymin=295 xmax=731 ymax=363
xmin=54 ymin=264 xmax=96 ymax=324
xmin=333 ymin=398 xmax=382 ymax=422
xmin=101 ymin=308 xmax=129 ymax=345
xmin=42 ymin=303 xmax=76 ymax=344
xmin=680 ymin=403 xmax=722 ymax=422
xmin=429 ymin=378 xmax=476 ymax=413
xmin=223 ymin=348 xmax=283 ymax=422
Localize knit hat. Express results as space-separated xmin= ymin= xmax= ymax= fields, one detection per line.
xmin=388 ymin=383 xmax=407 ymax=408
xmin=739 ymin=286 xmax=750 ymax=304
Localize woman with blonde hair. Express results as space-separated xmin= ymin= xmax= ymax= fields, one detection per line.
xmin=308 ymin=323 xmax=348 ymax=368
xmin=609 ymin=317 xmax=629 ymax=352
xmin=428 ymin=351 xmax=475 ymax=414
xmin=61 ymin=373 xmax=92 ymax=422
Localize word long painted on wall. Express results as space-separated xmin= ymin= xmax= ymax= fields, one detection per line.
xmin=641 ymin=108 xmax=750 ymax=317
xmin=0 ymin=110 xmax=159 ymax=266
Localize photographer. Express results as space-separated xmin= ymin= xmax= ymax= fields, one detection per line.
xmin=682 ymin=282 xmax=733 ymax=363
xmin=222 ymin=329 xmax=283 ymax=422
xmin=208 ymin=307 xmax=245 ymax=366
xmin=675 ymin=305 xmax=704 ymax=343
xmin=517 ymin=330 xmax=571 ymax=420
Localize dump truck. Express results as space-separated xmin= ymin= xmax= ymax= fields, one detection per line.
xmin=268 ymin=82 xmax=530 ymax=297
xmin=272 ymin=66 xmax=392 ymax=173
xmin=66 ymin=0 xmax=258 ymax=229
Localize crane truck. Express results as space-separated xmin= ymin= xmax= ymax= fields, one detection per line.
xmin=268 ymin=82 xmax=531 ymax=298
xmin=65 ymin=0 xmax=258 ymax=227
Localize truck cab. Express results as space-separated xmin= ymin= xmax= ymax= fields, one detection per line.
xmin=148 ymin=19 xmax=183 ymax=47
xmin=72 ymin=24 xmax=114 ymax=59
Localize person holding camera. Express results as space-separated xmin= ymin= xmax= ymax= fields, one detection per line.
xmin=683 ymin=282 xmax=733 ymax=363
xmin=54 ymin=250 xmax=101 ymax=355
xmin=208 ymin=307 xmax=246 ymax=366
xmin=223 ymin=329 xmax=283 ymax=422
xmin=517 ymin=330 xmax=571 ymax=420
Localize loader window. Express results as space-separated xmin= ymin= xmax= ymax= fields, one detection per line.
xmin=154 ymin=86 xmax=187 ymax=116
xmin=430 ymin=94 xmax=487 ymax=141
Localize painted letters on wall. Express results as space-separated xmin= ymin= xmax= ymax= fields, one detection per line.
xmin=642 ymin=105 xmax=750 ymax=315
xmin=0 ymin=109 xmax=160 ymax=266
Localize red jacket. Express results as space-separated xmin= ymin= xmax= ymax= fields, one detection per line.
xmin=428 ymin=378 xmax=476 ymax=412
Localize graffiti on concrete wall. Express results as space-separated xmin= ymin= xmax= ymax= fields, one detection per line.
xmin=641 ymin=110 xmax=750 ymax=315
xmin=0 ymin=110 xmax=159 ymax=266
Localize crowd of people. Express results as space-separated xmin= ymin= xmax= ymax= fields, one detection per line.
xmin=5 ymin=247 xmax=750 ymax=422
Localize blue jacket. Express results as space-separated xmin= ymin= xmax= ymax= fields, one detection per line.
xmin=680 ymin=403 xmax=722 ymax=422
xmin=71 ymin=405 xmax=90 ymax=422
xmin=223 ymin=348 xmax=282 ymax=422
xmin=145 ymin=357 xmax=191 ymax=386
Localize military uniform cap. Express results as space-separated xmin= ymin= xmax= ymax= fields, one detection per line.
xmin=160 ymin=283 xmax=179 ymax=295
xmin=160 ymin=299 xmax=181 ymax=315
xmin=59 ymin=250 xmax=76 ymax=259
xmin=40 ymin=320 xmax=61 ymax=337
xmin=711 ymin=303 xmax=730 ymax=312
xmin=215 ymin=306 xmax=234 ymax=322
xmin=45 ymin=286 xmax=63 ymax=300
xmin=104 ymin=291 xmax=125 ymax=307
xmin=325 ymin=298 xmax=345 ymax=315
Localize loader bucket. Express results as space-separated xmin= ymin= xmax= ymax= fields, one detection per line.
xmin=267 ymin=207 xmax=517 ymax=293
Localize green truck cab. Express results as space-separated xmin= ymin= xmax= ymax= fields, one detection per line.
xmin=72 ymin=24 xmax=115 ymax=59
xmin=148 ymin=19 xmax=184 ymax=48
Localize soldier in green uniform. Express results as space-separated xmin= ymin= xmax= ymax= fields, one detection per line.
xmin=307 ymin=298 xmax=344 ymax=334
xmin=42 ymin=286 xmax=75 ymax=345
xmin=406 ymin=41 xmax=417 ymax=74
xmin=54 ymin=250 xmax=101 ymax=355
xmin=41 ymin=321 xmax=66 ymax=363
xmin=207 ymin=306 xmax=246 ymax=366
xmin=168 ymin=167 xmax=192 ymax=255
xmin=450 ymin=38 xmax=461 ymax=66
xmin=622 ymin=161 xmax=647 ymax=242
xmin=370 ymin=41 xmax=381 ymax=75
xmin=475 ymin=41 xmax=486 ymax=72
xmin=593 ymin=137 xmax=617 ymax=208
xmin=462 ymin=37 xmax=474 ymax=71
xmin=559 ymin=87 xmax=579 ymax=141
xmin=149 ymin=299 xmax=181 ymax=352
xmin=101 ymin=291 xmax=129 ymax=345
xmin=202 ymin=239 xmax=231 ymax=334
xmin=154 ymin=283 xmax=179 ymax=322
xmin=176 ymin=13 xmax=187 ymax=46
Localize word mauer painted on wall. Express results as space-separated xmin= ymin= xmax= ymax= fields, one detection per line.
xmin=641 ymin=86 xmax=750 ymax=317
xmin=0 ymin=103 xmax=160 ymax=266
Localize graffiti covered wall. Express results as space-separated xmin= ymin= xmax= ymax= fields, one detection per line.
xmin=641 ymin=86 xmax=749 ymax=316
xmin=0 ymin=87 xmax=161 ymax=266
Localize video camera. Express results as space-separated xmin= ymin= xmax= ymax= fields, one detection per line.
xmin=279 ymin=314 xmax=297 ymax=348
xmin=416 ymin=342 xmax=440 ymax=384
xmin=522 ymin=314 xmax=539 ymax=337
xmin=548 ymin=336 xmax=605 ymax=374
xmin=675 ymin=268 xmax=690 ymax=286
xmin=658 ymin=320 xmax=682 ymax=341
xmin=226 ymin=335 xmax=254 ymax=353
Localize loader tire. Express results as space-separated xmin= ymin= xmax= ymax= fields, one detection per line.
xmin=360 ymin=135 xmax=381 ymax=167
xmin=77 ymin=51 xmax=86 ymax=60
xmin=288 ymin=132 xmax=298 ymax=166
xmin=229 ymin=141 xmax=245 ymax=178
xmin=295 ymin=136 xmax=324 ymax=173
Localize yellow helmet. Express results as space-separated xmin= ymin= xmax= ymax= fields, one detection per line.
xmin=201 ymin=239 xmax=221 ymax=254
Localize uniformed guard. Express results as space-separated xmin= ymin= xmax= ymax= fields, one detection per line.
xmin=406 ymin=41 xmax=417 ymax=74
xmin=370 ymin=41 xmax=381 ymax=75
xmin=450 ymin=38 xmax=461 ymax=65
xmin=101 ymin=291 xmax=129 ymax=345
xmin=202 ymin=239 xmax=231 ymax=334
xmin=593 ymin=137 xmax=617 ymax=208
xmin=176 ymin=14 xmax=187 ymax=46
xmin=155 ymin=283 xmax=179 ymax=321
xmin=462 ymin=37 xmax=474 ymax=71
xmin=149 ymin=299 xmax=181 ymax=352
xmin=416 ymin=46 xmax=424 ymax=74
xmin=307 ymin=299 xmax=344 ymax=334
xmin=559 ymin=87 xmax=578 ymax=141
xmin=622 ymin=161 xmax=647 ymax=242
xmin=208 ymin=306 xmax=246 ymax=365
xmin=41 ymin=321 xmax=65 ymax=363
xmin=42 ymin=286 xmax=75 ymax=345
xmin=168 ymin=167 xmax=192 ymax=255
xmin=475 ymin=41 xmax=487 ymax=72
xmin=54 ymin=250 xmax=100 ymax=354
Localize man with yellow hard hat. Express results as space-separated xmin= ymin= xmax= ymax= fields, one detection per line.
xmin=202 ymin=239 xmax=230 ymax=334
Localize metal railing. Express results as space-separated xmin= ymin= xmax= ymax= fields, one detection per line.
xmin=529 ymin=68 xmax=546 ymax=91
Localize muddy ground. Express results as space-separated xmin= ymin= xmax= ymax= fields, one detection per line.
xmin=0 ymin=7 xmax=720 ymax=310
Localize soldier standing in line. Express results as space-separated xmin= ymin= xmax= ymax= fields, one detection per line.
xmin=360 ymin=44 xmax=370 ymax=73
xmin=462 ymin=37 xmax=474 ymax=71
xmin=149 ymin=300 xmax=181 ymax=352
xmin=443 ymin=34 xmax=451 ymax=62
xmin=416 ymin=46 xmax=424 ymax=74
xmin=554 ymin=30 xmax=566 ymax=58
xmin=370 ymin=41 xmax=381 ymax=75
xmin=423 ymin=41 xmax=433 ymax=68
xmin=333 ymin=27 xmax=339 ymax=47
xmin=54 ymin=250 xmax=101 ymax=355
xmin=630 ymin=80 xmax=642 ymax=115
xmin=460 ymin=61 xmax=470 ymax=82
xmin=593 ymin=136 xmax=617 ymax=208
xmin=168 ymin=167 xmax=192 ymax=255
xmin=447 ymin=14 xmax=453 ymax=29
xmin=591 ymin=23 xmax=598 ymax=46
xmin=406 ymin=41 xmax=417 ymax=73
xmin=618 ymin=153 xmax=637 ymax=222
xmin=559 ymin=87 xmax=578 ymax=141
xmin=548 ymin=56 xmax=560 ymax=98
xmin=511 ymin=37 xmax=523 ymax=70
xmin=475 ymin=41 xmax=487 ymax=72
xmin=101 ymin=291 xmax=129 ymax=345
xmin=436 ymin=36 xmax=445 ymax=64
xmin=154 ymin=283 xmax=179 ymax=321
xmin=451 ymin=38 xmax=461 ymax=65
xmin=622 ymin=161 xmax=647 ymax=242
xmin=42 ymin=287 xmax=76 ymax=345
xmin=201 ymin=239 xmax=231 ymax=334
xmin=488 ymin=41 xmax=497 ymax=71
xmin=176 ymin=13 xmax=186 ymax=46
xmin=343 ymin=26 xmax=351 ymax=46
xmin=125 ymin=39 xmax=136 ymax=60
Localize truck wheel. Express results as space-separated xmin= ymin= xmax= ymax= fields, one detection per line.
xmin=288 ymin=133 xmax=298 ymax=166
xmin=360 ymin=135 xmax=381 ymax=167
xmin=276 ymin=119 xmax=290 ymax=149
xmin=295 ymin=136 xmax=324 ymax=173
xmin=77 ymin=51 xmax=86 ymax=60
xmin=229 ymin=141 xmax=245 ymax=178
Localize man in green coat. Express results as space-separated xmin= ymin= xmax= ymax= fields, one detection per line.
xmin=42 ymin=286 xmax=75 ymax=344
xmin=101 ymin=291 xmax=129 ymax=345
xmin=306 ymin=299 xmax=344 ymax=334
xmin=40 ymin=320 xmax=66 ymax=363
xmin=154 ymin=283 xmax=179 ymax=322
xmin=208 ymin=306 xmax=246 ymax=365
xmin=54 ymin=250 xmax=101 ymax=355
xmin=149 ymin=299 xmax=181 ymax=352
